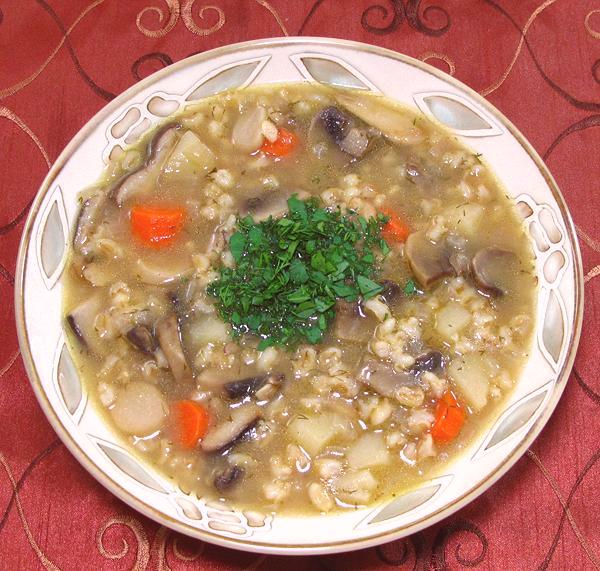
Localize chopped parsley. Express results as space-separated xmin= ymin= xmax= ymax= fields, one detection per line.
xmin=207 ymin=196 xmax=389 ymax=350
xmin=403 ymin=279 xmax=417 ymax=295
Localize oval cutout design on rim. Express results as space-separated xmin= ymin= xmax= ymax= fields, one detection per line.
xmin=360 ymin=475 xmax=454 ymax=527
xmin=94 ymin=438 xmax=168 ymax=494
xmin=544 ymin=250 xmax=567 ymax=284
xmin=541 ymin=289 xmax=566 ymax=367
xmin=55 ymin=339 xmax=83 ymax=417
xmin=515 ymin=193 xmax=570 ymax=372
xmin=414 ymin=92 xmax=503 ymax=137
xmin=185 ymin=57 xmax=271 ymax=101
xmin=290 ymin=53 xmax=380 ymax=92
xmin=36 ymin=185 xmax=68 ymax=290
xmin=176 ymin=497 xmax=203 ymax=520
xmin=110 ymin=107 xmax=142 ymax=139
xmin=15 ymin=39 xmax=583 ymax=554
xmin=474 ymin=382 xmax=553 ymax=456
xmin=147 ymin=95 xmax=180 ymax=117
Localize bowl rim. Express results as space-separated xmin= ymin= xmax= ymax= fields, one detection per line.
xmin=14 ymin=36 xmax=584 ymax=555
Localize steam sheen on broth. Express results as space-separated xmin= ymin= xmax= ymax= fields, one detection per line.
xmin=63 ymin=84 xmax=536 ymax=514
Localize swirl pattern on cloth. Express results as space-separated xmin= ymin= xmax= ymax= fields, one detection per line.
xmin=1 ymin=1 xmax=599 ymax=569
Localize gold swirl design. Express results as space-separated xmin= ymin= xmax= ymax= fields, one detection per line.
xmin=154 ymin=525 xmax=205 ymax=570
xmin=576 ymin=225 xmax=600 ymax=253
xmin=181 ymin=1 xmax=225 ymax=36
xmin=585 ymin=10 xmax=600 ymax=39
xmin=135 ymin=0 xmax=288 ymax=38
xmin=0 ymin=350 xmax=20 ymax=379
xmin=0 ymin=0 xmax=105 ymax=100
xmin=419 ymin=51 xmax=456 ymax=75
xmin=0 ymin=107 xmax=51 ymax=167
xmin=136 ymin=0 xmax=181 ymax=38
xmin=154 ymin=526 xmax=171 ymax=571
xmin=254 ymin=0 xmax=289 ymax=36
xmin=96 ymin=515 xmax=150 ymax=569
xmin=172 ymin=535 xmax=204 ymax=561
xmin=481 ymin=0 xmax=558 ymax=96
xmin=526 ymin=450 xmax=600 ymax=567
xmin=584 ymin=265 xmax=600 ymax=284
xmin=0 ymin=453 xmax=60 ymax=570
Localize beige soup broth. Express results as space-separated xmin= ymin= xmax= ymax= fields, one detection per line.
xmin=63 ymin=84 xmax=536 ymax=514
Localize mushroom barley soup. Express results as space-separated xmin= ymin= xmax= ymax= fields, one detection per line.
xmin=64 ymin=84 xmax=536 ymax=514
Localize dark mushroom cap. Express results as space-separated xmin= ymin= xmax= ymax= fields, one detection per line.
xmin=405 ymin=230 xmax=454 ymax=288
xmin=471 ymin=247 xmax=520 ymax=296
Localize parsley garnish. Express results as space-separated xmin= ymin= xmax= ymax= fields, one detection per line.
xmin=208 ymin=196 xmax=389 ymax=350
xmin=403 ymin=279 xmax=417 ymax=295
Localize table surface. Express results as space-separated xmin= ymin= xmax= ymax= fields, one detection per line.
xmin=1 ymin=1 xmax=599 ymax=569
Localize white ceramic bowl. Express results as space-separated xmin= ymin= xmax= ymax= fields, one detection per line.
xmin=15 ymin=38 xmax=583 ymax=555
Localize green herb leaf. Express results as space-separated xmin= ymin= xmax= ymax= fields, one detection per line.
xmin=403 ymin=279 xmax=417 ymax=295
xmin=229 ymin=232 xmax=246 ymax=263
xmin=289 ymin=259 xmax=309 ymax=284
xmin=357 ymin=275 xmax=383 ymax=299
xmin=207 ymin=195 xmax=388 ymax=349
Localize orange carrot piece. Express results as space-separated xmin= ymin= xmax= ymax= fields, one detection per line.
xmin=260 ymin=127 xmax=299 ymax=157
xmin=431 ymin=391 xmax=466 ymax=443
xmin=171 ymin=400 xmax=210 ymax=449
xmin=130 ymin=206 xmax=185 ymax=248
xmin=380 ymin=208 xmax=410 ymax=243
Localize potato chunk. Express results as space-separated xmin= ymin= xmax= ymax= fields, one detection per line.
xmin=287 ymin=412 xmax=353 ymax=456
xmin=435 ymin=301 xmax=471 ymax=339
xmin=162 ymin=130 xmax=216 ymax=185
xmin=448 ymin=354 xmax=490 ymax=411
xmin=347 ymin=432 xmax=390 ymax=470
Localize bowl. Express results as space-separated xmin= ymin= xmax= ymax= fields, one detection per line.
xmin=15 ymin=37 xmax=583 ymax=555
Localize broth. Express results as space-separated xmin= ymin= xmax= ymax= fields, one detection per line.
xmin=63 ymin=84 xmax=536 ymax=514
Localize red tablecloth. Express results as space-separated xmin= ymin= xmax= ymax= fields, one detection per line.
xmin=1 ymin=1 xmax=599 ymax=569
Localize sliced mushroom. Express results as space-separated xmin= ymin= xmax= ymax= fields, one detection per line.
xmin=405 ymin=230 xmax=453 ymax=288
xmin=135 ymin=258 xmax=194 ymax=286
xmin=448 ymin=251 xmax=471 ymax=275
xmin=471 ymin=247 xmax=520 ymax=296
xmin=357 ymin=360 xmax=418 ymax=398
xmin=111 ymin=123 xmax=181 ymax=205
xmin=110 ymin=381 xmax=168 ymax=436
xmin=224 ymin=373 xmax=284 ymax=400
xmin=242 ymin=190 xmax=307 ymax=222
xmin=125 ymin=325 xmax=157 ymax=354
xmin=198 ymin=369 xmax=243 ymax=390
xmin=72 ymin=192 xmax=106 ymax=259
xmin=155 ymin=314 xmax=192 ymax=382
xmin=65 ymin=294 xmax=104 ymax=354
xmin=337 ymin=92 xmax=425 ymax=146
xmin=254 ymin=375 xmax=284 ymax=401
xmin=213 ymin=465 xmax=245 ymax=492
xmin=231 ymin=105 xmax=268 ymax=153
xmin=317 ymin=107 xmax=370 ymax=158
xmin=379 ymin=279 xmax=402 ymax=304
xmin=333 ymin=300 xmax=373 ymax=343
xmin=411 ymin=350 xmax=445 ymax=375
xmin=201 ymin=403 xmax=260 ymax=453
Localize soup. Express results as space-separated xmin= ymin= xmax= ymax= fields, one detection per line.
xmin=63 ymin=84 xmax=536 ymax=514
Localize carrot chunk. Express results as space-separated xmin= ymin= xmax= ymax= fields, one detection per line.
xmin=130 ymin=206 xmax=185 ymax=248
xmin=380 ymin=208 xmax=410 ymax=243
xmin=260 ymin=127 xmax=299 ymax=157
xmin=171 ymin=400 xmax=210 ymax=449
xmin=431 ymin=390 xmax=466 ymax=443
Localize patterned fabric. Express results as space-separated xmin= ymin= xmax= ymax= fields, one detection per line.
xmin=1 ymin=1 xmax=599 ymax=569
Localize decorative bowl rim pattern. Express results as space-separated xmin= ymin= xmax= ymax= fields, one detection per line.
xmin=14 ymin=37 xmax=584 ymax=555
